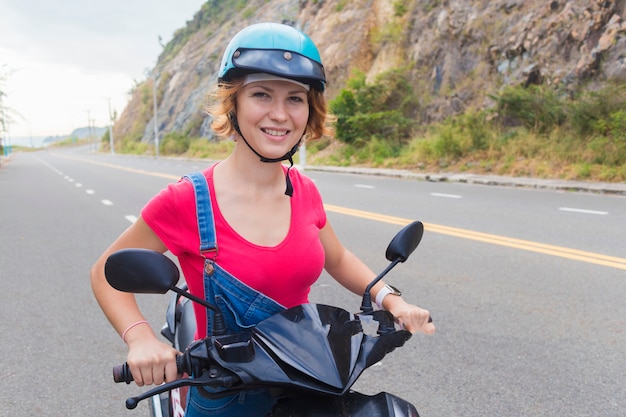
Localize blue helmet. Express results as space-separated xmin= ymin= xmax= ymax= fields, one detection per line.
xmin=218 ymin=22 xmax=326 ymax=92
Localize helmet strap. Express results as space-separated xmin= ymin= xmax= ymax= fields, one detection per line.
xmin=230 ymin=112 xmax=300 ymax=197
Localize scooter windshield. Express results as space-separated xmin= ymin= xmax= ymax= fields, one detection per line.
xmin=249 ymin=303 xmax=411 ymax=394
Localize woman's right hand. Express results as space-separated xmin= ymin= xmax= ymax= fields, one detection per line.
xmin=90 ymin=216 xmax=179 ymax=386
xmin=125 ymin=330 xmax=180 ymax=386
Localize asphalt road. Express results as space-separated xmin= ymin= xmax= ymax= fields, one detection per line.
xmin=1 ymin=147 xmax=624 ymax=417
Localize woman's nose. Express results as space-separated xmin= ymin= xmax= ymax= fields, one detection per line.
xmin=269 ymin=102 xmax=288 ymax=122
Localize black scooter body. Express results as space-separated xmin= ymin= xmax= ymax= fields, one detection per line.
xmin=159 ymin=291 xmax=418 ymax=417
xmin=107 ymin=221 xmax=427 ymax=417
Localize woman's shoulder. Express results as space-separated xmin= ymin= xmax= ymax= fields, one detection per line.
xmin=288 ymin=166 xmax=324 ymax=211
xmin=147 ymin=165 xmax=215 ymax=210
xmin=182 ymin=165 xmax=215 ymax=184
xmin=288 ymin=165 xmax=316 ymax=188
xmin=175 ymin=165 xmax=217 ymax=193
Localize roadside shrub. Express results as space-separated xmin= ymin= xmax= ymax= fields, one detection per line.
xmin=568 ymin=84 xmax=626 ymax=137
xmin=457 ymin=111 xmax=491 ymax=151
xmin=393 ymin=1 xmax=408 ymax=16
xmin=492 ymin=85 xmax=566 ymax=134
xmin=186 ymin=137 xmax=234 ymax=159
xmin=121 ymin=140 xmax=149 ymax=154
xmin=160 ymin=132 xmax=190 ymax=155
xmin=330 ymin=68 xmax=418 ymax=147
xmin=431 ymin=122 xmax=465 ymax=159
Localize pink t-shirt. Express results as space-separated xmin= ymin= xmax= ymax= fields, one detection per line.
xmin=142 ymin=164 xmax=327 ymax=338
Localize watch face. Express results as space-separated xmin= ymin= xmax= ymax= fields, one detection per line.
xmin=387 ymin=284 xmax=402 ymax=296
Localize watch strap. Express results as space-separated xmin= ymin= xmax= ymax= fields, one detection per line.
xmin=375 ymin=284 xmax=401 ymax=309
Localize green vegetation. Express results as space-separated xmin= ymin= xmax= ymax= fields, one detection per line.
xmin=393 ymin=0 xmax=409 ymax=16
xmin=314 ymin=78 xmax=626 ymax=182
xmin=330 ymin=69 xmax=418 ymax=151
xmin=334 ymin=0 xmax=348 ymax=12
xmin=159 ymin=132 xmax=190 ymax=155
xmin=1 ymin=69 xmax=10 ymax=155
xmin=161 ymin=0 xmax=250 ymax=62
xmin=104 ymin=67 xmax=626 ymax=183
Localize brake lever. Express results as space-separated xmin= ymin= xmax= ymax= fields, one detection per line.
xmin=124 ymin=370 xmax=240 ymax=409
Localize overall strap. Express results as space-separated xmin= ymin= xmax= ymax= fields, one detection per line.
xmin=183 ymin=172 xmax=217 ymax=257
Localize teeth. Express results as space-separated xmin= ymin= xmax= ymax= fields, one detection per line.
xmin=264 ymin=128 xmax=288 ymax=136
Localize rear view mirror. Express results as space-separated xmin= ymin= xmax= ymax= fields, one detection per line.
xmin=360 ymin=221 xmax=424 ymax=313
xmin=385 ymin=221 xmax=424 ymax=263
xmin=105 ymin=249 xmax=180 ymax=294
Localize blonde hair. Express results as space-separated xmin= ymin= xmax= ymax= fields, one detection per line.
xmin=207 ymin=78 xmax=335 ymax=141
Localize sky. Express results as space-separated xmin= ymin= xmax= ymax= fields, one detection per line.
xmin=0 ymin=0 xmax=207 ymax=141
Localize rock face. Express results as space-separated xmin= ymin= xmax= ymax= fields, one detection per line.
xmin=113 ymin=0 xmax=626 ymax=145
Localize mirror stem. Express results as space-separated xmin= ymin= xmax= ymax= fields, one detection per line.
xmin=360 ymin=258 xmax=401 ymax=313
xmin=169 ymin=286 xmax=227 ymax=335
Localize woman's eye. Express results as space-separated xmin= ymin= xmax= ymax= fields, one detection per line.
xmin=288 ymin=96 xmax=305 ymax=103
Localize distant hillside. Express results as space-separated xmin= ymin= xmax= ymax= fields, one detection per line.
xmin=43 ymin=126 xmax=108 ymax=146
xmin=112 ymin=0 xmax=626 ymax=146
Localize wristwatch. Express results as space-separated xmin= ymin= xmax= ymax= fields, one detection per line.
xmin=375 ymin=284 xmax=402 ymax=310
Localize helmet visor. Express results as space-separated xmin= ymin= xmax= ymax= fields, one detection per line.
xmin=229 ymin=48 xmax=326 ymax=90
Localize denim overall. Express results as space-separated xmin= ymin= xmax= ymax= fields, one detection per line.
xmin=183 ymin=172 xmax=286 ymax=417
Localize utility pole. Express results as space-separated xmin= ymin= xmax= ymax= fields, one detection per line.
xmin=0 ymin=67 xmax=9 ymax=156
xmin=299 ymin=141 xmax=307 ymax=169
xmin=153 ymin=71 xmax=159 ymax=158
xmin=92 ymin=118 xmax=96 ymax=151
xmin=153 ymin=35 xmax=163 ymax=159
xmin=87 ymin=109 xmax=92 ymax=152
xmin=0 ymin=106 xmax=6 ymax=156
xmin=108 ymin=97 xmax=115 ymax=154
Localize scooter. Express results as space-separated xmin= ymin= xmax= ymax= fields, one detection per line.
xmin=105 ymin=221 xmax=429 ymax=417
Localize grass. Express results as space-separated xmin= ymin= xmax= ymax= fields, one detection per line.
xmin=85 ymin=80 xmax=626 ymax=184
xmin=91 ymin=124 xmax=626 ymax=183
xmin=19 ymin=126 xmax=615 ymax=185
xmin=307 ymin=124 xmax=626 ymax=183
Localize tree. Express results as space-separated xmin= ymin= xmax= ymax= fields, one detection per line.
xmin=1 ymin=66 xmax=7 ymax=152
xmin=0 ymin=65 xmax=6 ymax=133
xmin=1 ymin=64 xmax=21 ymax=153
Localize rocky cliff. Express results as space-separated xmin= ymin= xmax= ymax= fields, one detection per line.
xmin=112 ymin=0 xmax=626 ymax=145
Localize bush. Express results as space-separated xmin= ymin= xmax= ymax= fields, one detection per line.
xmin=492 ymin=85 xmax=566 ymax=134
xmin=432 ymin=123 xmax=465 ymax=159
xmin=329 ymin=68 xmax=418 ymax=147
xmin=186 ymin=138 xmax=234 ymax=159
xmin=569 ymin=84 xmax=626 ymax=137
xmin=160 ymin=132 xmax=190 ymax=155
xmin=121 ymin=140 xmax=149 ymax=154
xmin=393 ymin=1 xmax=408 ymax=16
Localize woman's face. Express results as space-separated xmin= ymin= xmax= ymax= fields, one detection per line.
xmin=235 ymin=79 xmax=309 ymax=160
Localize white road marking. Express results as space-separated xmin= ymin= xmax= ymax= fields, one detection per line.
xmin=85 ymin=189 xmax=95 ymax=195
xmin=430 ymin=192 xmax=462 ymax=199
xmin=101 ymin=200 xmax=114 ymax=206
xmin=355 ymin=184 xmax=375 ymax=189
xmin=75 ymin=183 xmax=82 ymax=187
xmin=125 ymin=215 xmax=138 ymax=224
xmin=559 ymin=207 xmax=608 ymax=215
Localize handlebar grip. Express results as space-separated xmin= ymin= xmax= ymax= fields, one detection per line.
xmin=113 ymin=356 xmax=185 ymax=384
xmin=113 ymin=362 xmax=133 ymax=384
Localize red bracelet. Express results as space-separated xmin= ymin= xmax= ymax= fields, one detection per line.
xmin=122 ymin=320 xmax=149 ymax=343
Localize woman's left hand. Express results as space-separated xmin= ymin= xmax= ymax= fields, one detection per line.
xmin=384 ymin=296 xmax=436 ymax=335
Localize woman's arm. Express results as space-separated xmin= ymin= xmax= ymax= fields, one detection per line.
xmin=90 ymin=216 xmax=179 ymax=385
xmin=320 ymin=221 xmax=435 ymax=335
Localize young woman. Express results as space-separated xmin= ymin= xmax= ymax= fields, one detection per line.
xmin=91 ymin=22 xmax=435 ymax=416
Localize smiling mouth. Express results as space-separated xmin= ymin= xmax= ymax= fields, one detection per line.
xmin=262 ymin=128 xmax=290 ymax=137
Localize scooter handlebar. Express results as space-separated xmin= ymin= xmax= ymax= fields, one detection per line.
xmin=112 ymin=362 xmax=132 ymax=384
xmin=113 ymin=356 xmax=184 ymax=384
